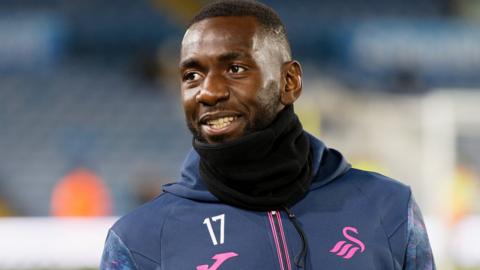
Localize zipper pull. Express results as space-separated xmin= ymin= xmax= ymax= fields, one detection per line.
xmin=284 ymin=207 xmax=308 ymax=270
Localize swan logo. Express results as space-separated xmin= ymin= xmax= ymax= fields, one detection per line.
xmin=329 ymin=226 xmax=366 ymax=260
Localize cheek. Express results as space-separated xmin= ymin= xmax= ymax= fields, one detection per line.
xmin=237 ymin=74 xmax=264 ymax=100
xmin=183 ymin=87 xmax=198 ymax=102
xmin=182 ymin=88 xmax=198 ymax=118
xmin=256 ymin=80 xmax=280 ymax=107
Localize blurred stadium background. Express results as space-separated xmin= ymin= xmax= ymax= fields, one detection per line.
xmin=0 ymin=0 xmax=480 ymax=269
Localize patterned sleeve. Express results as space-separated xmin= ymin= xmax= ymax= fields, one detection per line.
xmin=100 ymin=230 xmax=138 ymax=270
xmin=404 ymin=196 xmax=436 ymax=270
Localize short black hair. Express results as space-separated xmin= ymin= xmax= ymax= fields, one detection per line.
xmin=190 ymin=0 xmax=283 ymax=29
xmin=188 ymin=0 xmax=291 ymax=60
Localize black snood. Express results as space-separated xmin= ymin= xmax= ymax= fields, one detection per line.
xmin=193 ymin=106 xmax=312 ymax=211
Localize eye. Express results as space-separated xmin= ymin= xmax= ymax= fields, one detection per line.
xmin=228 ymin=65 xmax=246 ymax=74
xmin=183 ymin=72 xmax=201 ymax=82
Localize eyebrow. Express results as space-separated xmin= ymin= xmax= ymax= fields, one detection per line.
xmin=179 ymin=51 xmax=251 ymax=70
xmin=179 ymin=58 xmax=202 ymax=70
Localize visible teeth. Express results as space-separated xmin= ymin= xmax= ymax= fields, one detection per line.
xmin=207 ymin=116 xmax=236 ymax=128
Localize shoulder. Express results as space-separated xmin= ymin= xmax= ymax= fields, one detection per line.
xmin=112 ymin=193 xmax=178 ymax=235
xmin=342 ymin=168 xmax=412 ymax=234
xmin=342 ymin=169 xmax=414 ymax=265
xmin=109 ymin=193 xmax=180 ymax=265
xmin=344 ymin=168 xmax=412 ymax=204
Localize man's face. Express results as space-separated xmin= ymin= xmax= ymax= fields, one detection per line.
xmin=180 ymin=16 xmax=285 ymax=144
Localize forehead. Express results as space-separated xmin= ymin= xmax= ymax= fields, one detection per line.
xmin=181 ymin=16 xmax=261 ymax=60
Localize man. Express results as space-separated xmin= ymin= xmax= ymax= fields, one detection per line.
xmin=101 ymin=1 xmax=435 ymax=269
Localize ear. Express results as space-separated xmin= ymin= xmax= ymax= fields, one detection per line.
xmin=280 ymin=60 xmax=302 ymax=105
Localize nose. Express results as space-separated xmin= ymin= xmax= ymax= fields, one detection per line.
xmin=195 ymin=73 xmax=229 ymax=106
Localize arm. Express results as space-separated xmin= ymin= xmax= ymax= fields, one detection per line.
xmin=100 ymin=230 xmax=138 ymax=270
xmin=404 ymin=196 xmax=436 ymax=270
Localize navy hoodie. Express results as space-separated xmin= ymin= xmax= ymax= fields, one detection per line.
xmin=101 ymin=134 xmax=435 ymax=269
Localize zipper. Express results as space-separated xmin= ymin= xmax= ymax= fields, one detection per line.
xmin=284 ymin=207 xmax=308 ymax=269
xmin=268 ymin=210 xmax=292 ymax=270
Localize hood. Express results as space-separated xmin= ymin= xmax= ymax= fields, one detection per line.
xmin=163 ymin=133 xmax=351 ymax=202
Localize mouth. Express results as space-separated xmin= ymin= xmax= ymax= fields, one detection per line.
xmin=199 ymin=112 xmax=244 ymax=142
xmin=205 ymin=116 xmax=238 ymax=129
